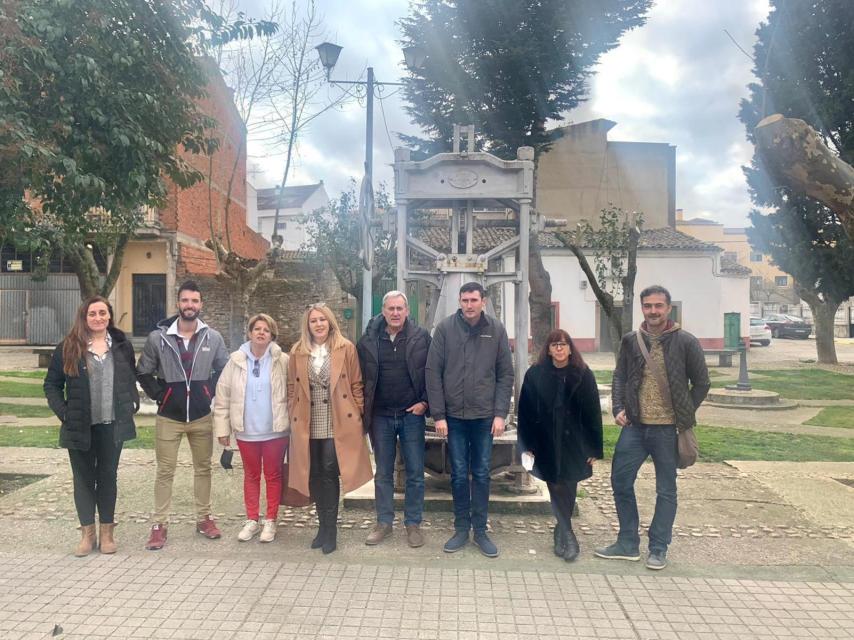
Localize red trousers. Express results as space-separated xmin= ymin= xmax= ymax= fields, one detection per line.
xmin=236 ymin=436 xmax=289 ymax=521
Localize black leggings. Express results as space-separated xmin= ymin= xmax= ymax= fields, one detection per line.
xmin=67 ymin=423 xmax=123 ymax=526
xmin=547 ymin=480 xmax=578 ymax=532
xmin=309 ymin=438 xmax=340 ymax=516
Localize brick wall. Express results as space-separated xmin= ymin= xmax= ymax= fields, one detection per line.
xmin=176 ymin=257 xmax=358 ymax=351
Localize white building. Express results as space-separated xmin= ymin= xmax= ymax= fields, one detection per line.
xmin=247 ymin=182 xmax=329 ymax=250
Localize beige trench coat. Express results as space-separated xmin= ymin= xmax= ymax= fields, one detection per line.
xmin=286 ymin=340 xmax=372 ymax=499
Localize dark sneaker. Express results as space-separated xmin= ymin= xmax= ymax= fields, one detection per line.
xmin=365 ymin=523 xmax=392 ymax=546
xmin=145 ymin=523 xmax=167 ymax=551
xmin=405 ymin=525 xmax=425 ymax=548
xmin=646 ymin=550 xmax=667 ymax=570
xmin=196 ymin=515 xmax=222 ymax=540
xmin=594 ymin=541 xmax=640 ymax=561
xmin=443 ymin=530 xmax=469 ymax=553
xmin=473 ymin=532 xmax=499 ymax=558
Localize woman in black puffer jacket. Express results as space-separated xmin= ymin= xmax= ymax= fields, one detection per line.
xmin=44 ymin=296 xmax=139 ymax=556
xmin=517 ymin=329 xmax=603 ymax=562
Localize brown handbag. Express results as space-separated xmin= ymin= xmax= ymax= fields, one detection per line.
xmin=635 ymin=331 xmax=699 ymax=469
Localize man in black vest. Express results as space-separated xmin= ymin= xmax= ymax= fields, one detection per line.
xmin=357 ymin=290 xmax=431 ymax=548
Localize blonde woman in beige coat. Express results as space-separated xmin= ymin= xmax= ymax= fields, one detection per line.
xmin=214 ymin=314 xmax=290 ymax=543
xmin=287 ymin=303 xmax=372 ymax=554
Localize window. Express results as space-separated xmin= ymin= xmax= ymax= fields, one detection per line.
xmin=276 ymin=221 xmax=287 ymax=230
xmin=775 ymin=275 xmax=788 ymax=286
xmin=750 ymin=276 xmax=763 ymax=287
xmin=750 ymin=252 xmax=763 ymax=262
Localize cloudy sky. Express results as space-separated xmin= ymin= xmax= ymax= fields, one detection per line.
xmin=243 ymin=0 xmax=771 ymax=228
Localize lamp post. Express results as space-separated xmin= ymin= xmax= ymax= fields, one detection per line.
xmin=315 ymin=42 xmax=426 ymax=331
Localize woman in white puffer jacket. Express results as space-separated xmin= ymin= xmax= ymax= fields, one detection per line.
xmin=214 ymin=313 xmax=290 ymax=543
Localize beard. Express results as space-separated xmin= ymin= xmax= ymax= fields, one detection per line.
xmin=180 ymin=308 xmax=199 ymax=321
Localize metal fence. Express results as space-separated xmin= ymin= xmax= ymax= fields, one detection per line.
xmin=0 ymin=274 xmax=81 ymax=345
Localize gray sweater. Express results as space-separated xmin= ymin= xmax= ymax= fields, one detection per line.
xmin=425 ymin=311 xmax=514 ymax=422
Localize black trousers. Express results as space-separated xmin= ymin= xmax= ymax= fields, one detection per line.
xmin=67 ymin=423 xmax=123 ymax=526
xmin=547 ymin=480 xmax=578 ymax=533
xmin=309 ymin=438 xmax=340 ymax=521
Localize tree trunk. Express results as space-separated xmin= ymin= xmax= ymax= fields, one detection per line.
xmin=797 ymin=286 xmax=839 ymax=364
xmin=66 ymin=245 xmax=101 ymax=300
xmin=754 ymin=114 xmax=854 ymax=238
xmin=528 ymin=233 xmax=553 ymax=355
xmin=99 ymin=233 xmax=129 ymax=298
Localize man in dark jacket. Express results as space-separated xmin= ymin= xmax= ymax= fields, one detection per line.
xmin=426 ymin=282 xmax=514 ymax=558
xmin=596 ymin=285 xmax=710 ymax=570
xmin=136 ymin=280 xmax=229 ymax=550
xmin=357 ymin=291 xmax=431 ymax=548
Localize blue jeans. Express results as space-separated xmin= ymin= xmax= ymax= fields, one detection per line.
xmin=611 ymin=425 xmax=678 ymax=554
xmin=446 ymin=416 xmax=493 ymax=533
xmin=371 ymin=413 xmax=426 ymax=527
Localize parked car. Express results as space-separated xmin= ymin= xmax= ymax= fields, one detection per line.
xmin=762 ymin=313 xmax=812 ymax=339
xmin=749 ymin=317 xmax=772 ymax=346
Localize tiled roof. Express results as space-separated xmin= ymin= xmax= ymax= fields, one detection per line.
xmin=257 ymin=183 xmax=322 ymax=210
xmin=638 ymin=228 xmax=720 ymax=251
xmin=412 ymin=227 xmax=563 ymax=252
xmin=720 ymin=257 xmax=751 ymax=275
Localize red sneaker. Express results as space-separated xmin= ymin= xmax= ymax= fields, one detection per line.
xmin=196 ymin=515 xmax=222 ymax=539
xmin=145 ymin=523 xmax=167 ymax=550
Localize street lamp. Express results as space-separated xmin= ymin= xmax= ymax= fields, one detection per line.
xmin=314 ymin=41 xmax=425 ymax=331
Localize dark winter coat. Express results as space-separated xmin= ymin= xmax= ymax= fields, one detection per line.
xmin=425 ymin=310 xmax=514 ymax=421
xmin=357 ymin=314 xmax=431 ymax=422
xmin=611 ymin=325 xmax=710 ymax=432
xmin=516 ymin=363 xmax=603 ymax=483
xmin=136 ymin=315 xmax=229 ymax=422
xmin=43 ymin=327 xmax=139 ymax=450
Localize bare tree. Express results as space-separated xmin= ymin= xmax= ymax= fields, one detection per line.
xmin=206 ymin=0 xmax=346 ymax=346
xmin=561 ymin=207 xmax=643 ymax=363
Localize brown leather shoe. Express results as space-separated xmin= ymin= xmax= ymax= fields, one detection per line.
xmin=405 ymin=525 xmax=424 ymax=548
xmin=99 ymin=523 xmax=117 ymax=554
xmin=145 ymin=523 xmax=167 ymax=550
xmin=365 ymin=523 xmax=392 ymax=545
xmin=196 ymin=515 xmax=222 ymax=539
xmin=74 ymin=524 xmax=97 ymax=557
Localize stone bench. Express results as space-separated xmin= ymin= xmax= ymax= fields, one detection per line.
xmin=33 ymin=347 xmax=54 ymax=368
xmin=703 ymin=348 xmax=737 ymax=367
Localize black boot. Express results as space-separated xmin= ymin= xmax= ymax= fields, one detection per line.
xmin=553 ymin=522 xmax=568 ymax=558
xmin=322 ymin=508 xmax=338 ymax=554
xmin=563 ymin=528 xmax=580 ymax=562
xmin=311 ymin=512 xmax=325 ymax=550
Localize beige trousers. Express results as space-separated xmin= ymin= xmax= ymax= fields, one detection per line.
xmin=153 ymin=414 xmax=213 ymax=523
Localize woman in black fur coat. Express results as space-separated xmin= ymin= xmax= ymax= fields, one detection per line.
xmin=517 ymin=329 xmax=603 ymax=561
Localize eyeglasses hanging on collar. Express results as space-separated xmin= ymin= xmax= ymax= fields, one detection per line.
xmin=252 ymin=358 xmax=261 ymax=378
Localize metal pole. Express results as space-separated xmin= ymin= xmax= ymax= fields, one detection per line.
xmin=362 ymin=67 xmax=375 ymax=332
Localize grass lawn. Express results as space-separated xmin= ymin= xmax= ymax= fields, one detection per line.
xmin=0 ymin=426 xmax=155 ymax=448
xmin=712 ymin=369 xmax=854 ymax=400
xmin=804 ymin=407 xmax=854 ymax=429
xmin=0 ymin=371 xmax=46 ymax=380
xmin=0 ymin=402 xmax=55 ymax=418
xmin=602 ymin=424 xmax=854 ymax=462
xmin=0 ymin=380 xmax=47 ymax=398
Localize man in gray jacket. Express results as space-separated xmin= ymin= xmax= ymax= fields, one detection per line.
xmin=426 ymin=282 xmax=513 ymax=557
xmin=595 ymin=285 xmax=710 ymax=570
xmin=137 ymin=281 xmax=229 ymax=550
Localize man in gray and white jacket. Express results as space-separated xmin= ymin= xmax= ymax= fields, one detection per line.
xmin=137 ymin=280 xmax=229 ymax=550
xmin=425 ymin=282 xmax=514 ymax=557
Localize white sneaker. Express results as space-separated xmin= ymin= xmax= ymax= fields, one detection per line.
xmin=237 ymin=519 xmax=260 ymax=542
xmin=259 ymin=519 xmax=277 ymax=543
